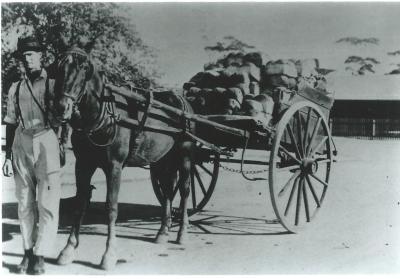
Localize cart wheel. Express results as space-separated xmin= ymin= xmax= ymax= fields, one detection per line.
xmin=269 ymin=101 xmax=333 ymax=233
xmin=150 ymin=146 xmax=220 ymax=216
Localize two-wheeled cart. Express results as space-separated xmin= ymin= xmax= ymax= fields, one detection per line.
xmin=106 ymin=83 xmax=336 ymax=233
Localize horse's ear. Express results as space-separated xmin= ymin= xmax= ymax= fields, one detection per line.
xmin=85 ymin=62 xmax=94 ymax=81
xmin=57 ymin=34 xmax=70 ymax=53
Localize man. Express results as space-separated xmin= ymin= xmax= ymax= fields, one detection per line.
xmin=2 ymin=36 xmax=66 ymax=275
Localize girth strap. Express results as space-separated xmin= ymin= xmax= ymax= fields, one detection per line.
xmin=136 ymin=89 xmax=153 ymax=134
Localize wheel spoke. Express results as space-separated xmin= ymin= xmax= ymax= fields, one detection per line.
xmin=190 ymin=170 xmax=197 ymax=209
xmin=286 ymin=124 xmax=302 ymax=160
xmin=194 ymin=166 xmax=207 ymax=195
xmin=278 ymin=170 xmax=301 ymax=197
xmin=295 ymin=177 xmax=303 ymax=226
xmin=198 ymin=163 xmax=213 ymax=176
xmin=307 ymin=117 xmax=322 ymax=157
xmin=303 ymin=108 xmax=312 ymax=152
xmin=296 ymin=111 xmax=305 ymax=157
xmin=315 ymin=158 xmax=331 ymax=165
xmin=302 ymin=178 xmax=310 ymax=222
xmin=305 ymin=175 xmax=320 ymax=207
xmin=310 ymin=173 xmax=329 ymax=188
xmin=279 ymin=145 xmax=302 ymax=165
xmin=284 ymin=176 xmax=298 ymax=216
xmin=310 ymin=136 xmax=328 ymax=157
xmin=277 ymin=165 xmax=301 ymax=172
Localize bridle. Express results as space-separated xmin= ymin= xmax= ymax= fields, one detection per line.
xmin=58 ymin=48 xmax=118 ymax=147
xmin=58 ymin=48 xmax=92 ymax=105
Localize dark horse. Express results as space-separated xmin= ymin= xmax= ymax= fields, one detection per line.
xmin=53 ymin=47 xmax=195 ymax=270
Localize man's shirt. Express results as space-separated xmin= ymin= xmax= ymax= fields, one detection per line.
xmin=4 ymin=69 xmax=57 ymax=132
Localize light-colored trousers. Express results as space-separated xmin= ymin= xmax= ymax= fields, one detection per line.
xmin=12 ymin=126 xmax=61 ymax=256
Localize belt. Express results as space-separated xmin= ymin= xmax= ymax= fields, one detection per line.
xmin=20 ymin=126 xmax=51 ymax=137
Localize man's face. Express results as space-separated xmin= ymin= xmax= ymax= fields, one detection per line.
xmin=22 ymin=51 xmax=42 ymax=73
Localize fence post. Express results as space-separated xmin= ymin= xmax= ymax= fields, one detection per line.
xmin=372 ymin=119 xmax=376 ymax=138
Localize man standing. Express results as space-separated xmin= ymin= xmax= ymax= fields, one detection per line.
xmin=2 ymin=36 xmax=64 ymax=275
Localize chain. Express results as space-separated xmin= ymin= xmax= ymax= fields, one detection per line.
xmin=218 ymin=162 xmax=269 ymax=175
xmin=203 ymin=158 xmax=269 ymax=174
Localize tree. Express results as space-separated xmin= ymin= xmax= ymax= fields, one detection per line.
xmin=205 ymin=35 xmax=256 ymax=52
xmin=1 ymin=3 xmax=162 ymax=91
xmin=344 ymin=55 xmax=380 ymax=75
xmin=336 ymin=37 xmax=379 ymax=46
xmin=203 ymin=36 xmax=264 ymax=70
xmin=386 ymin=50 xmax=400 ymax=75
xmin=336 ymin=37 xmax=382 ymax=75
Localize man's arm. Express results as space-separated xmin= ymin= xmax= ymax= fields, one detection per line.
xmin=3 ymin=82 xmax=19 ymax=176
xmin=5 ymin=124 xmax=17 ymax=160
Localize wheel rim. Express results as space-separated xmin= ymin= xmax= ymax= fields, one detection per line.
xmin=269 ymin=102 xmax=333 ymax=233
xmin=151 ymin=146 xmax=220 ymax=216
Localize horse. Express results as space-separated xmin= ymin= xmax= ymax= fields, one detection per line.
xmin=53 ymin=47 xmax=195 ymax=270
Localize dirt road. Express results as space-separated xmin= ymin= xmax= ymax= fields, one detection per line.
xmin=2 ymin=137 xmax=400 ymax=274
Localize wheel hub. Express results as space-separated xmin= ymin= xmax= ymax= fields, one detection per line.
xmin=301 ymin=158 xmax=318 ymax=174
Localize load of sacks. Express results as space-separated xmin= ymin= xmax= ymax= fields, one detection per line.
xmin=184 ymin=52 xmax=329 ymax=125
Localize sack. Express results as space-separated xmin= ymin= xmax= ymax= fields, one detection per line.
xmin=265 ymin=60 xmax=298 ymax=78
xmin=295 ymin=59 xmax=319 ymax=77
xmin=264 ymin=75 xmax=297 ymax=89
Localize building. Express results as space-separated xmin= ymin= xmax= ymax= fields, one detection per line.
xmin=328 ymin=75 xmax=400 ymax=139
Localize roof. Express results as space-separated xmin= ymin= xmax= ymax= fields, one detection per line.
xmin=327 ymin=74 xmax=400 ymax=101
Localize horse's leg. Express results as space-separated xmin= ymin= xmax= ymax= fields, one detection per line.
xmin=176 ymin=143 xmax=192 ymax=245
xmin=57 ymin=160 xmax=96 ymax=265
xmin=100 ymin=161 xmax=122 ymax=270
xmin=155 ymin=166 xmax=175 ymax=244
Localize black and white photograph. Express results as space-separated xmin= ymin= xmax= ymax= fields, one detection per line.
xmin=1 ymin=1 xmax=400 ymax=275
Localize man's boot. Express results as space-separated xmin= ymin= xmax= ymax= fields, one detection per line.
xmin=31 ymin=255 xmax=45 ymax=275
xmin=15 ymin=248 xmax=33 ymax=274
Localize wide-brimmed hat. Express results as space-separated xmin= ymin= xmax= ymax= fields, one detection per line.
xmin=13 ymin=36 xmax=44 ymax=58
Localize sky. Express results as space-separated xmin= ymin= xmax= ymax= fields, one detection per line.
xmin=120 ymin=2 xmax=400 ymax=87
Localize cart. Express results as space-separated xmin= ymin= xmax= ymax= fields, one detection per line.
xmin=105 ymin=83 xmax=336 ymax=233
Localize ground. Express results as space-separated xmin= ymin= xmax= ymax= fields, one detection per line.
xmin=2 ymin=137 xmax=400 ymax=274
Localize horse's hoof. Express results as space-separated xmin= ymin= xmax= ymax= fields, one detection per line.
xmin=100 ymin=253 xmax=117 ymax=271
xmin=57 ymin=245 xmax=76 ymax=265
xmin=155 ymin=232 xmax=169 ymax=244
xmin=176 ymin=233 xmax=187 ymax=245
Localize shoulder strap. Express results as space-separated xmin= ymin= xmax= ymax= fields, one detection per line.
xmin=44 ymin=77 xmax=50 ymax=126
xmin=15 ymin=80 xmax=25 ymax=129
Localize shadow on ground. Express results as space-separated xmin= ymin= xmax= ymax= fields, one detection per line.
xmin=3 ymin=198 xmax=287 ymax=241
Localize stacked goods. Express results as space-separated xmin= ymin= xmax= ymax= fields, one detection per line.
xmin=260 ymin=58 xmax=330 ymax=93
xmin=184 ymin=53 xmax=331 ymax=127
xmin=261 ymin=59 xmax=298 ymax=90
xmin=295 ymin=59 xmax=328 ymax=92
xmin=184 ymin=51 xmax=269 ymax=118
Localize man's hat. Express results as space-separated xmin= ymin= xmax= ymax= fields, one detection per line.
xmin=13 ymin=36 xmax=44 ymax=58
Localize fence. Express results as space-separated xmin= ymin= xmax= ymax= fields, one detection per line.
xmin=331 ymin=118 xmax=400 ymax=140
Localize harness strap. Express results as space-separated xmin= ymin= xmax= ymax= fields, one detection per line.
xmin=137 ymin=90 xmax=153 ymax=134
xmin=15 ymin=80 xmax=25 ymax=129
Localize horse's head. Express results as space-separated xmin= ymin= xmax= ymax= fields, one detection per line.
xmin=55 ymin=47 xmax=94 ymax=121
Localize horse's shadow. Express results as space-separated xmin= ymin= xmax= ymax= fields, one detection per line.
xmin=3 ymin=197 xmax=288 ymax=240
xmin=3 ymin=198 xmax=288 ymax=272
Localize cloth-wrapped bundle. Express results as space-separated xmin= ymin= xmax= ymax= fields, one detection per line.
xmin=262 ymin=59 xmax=298 ymax=89
xmin=184 ymin=52 xmax=264 ymax=115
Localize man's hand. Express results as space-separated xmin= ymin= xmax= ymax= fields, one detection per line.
xmin=3 ymin=159 xmax=14 ymax=177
